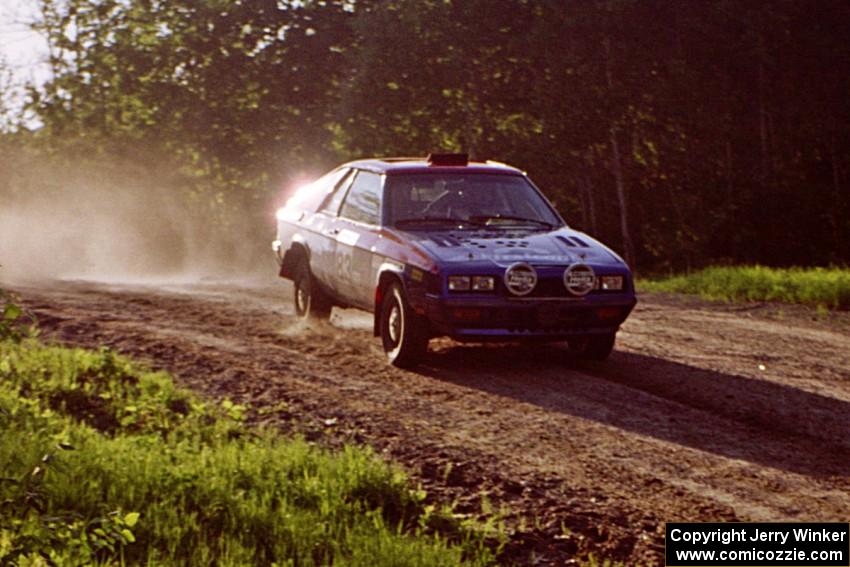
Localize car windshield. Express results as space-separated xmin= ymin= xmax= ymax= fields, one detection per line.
xmin=386 ymin=173 xmax=563 ymax=229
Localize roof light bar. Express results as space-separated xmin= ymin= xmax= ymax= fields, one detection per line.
xmin=427 ymin=153 xmax=469 ymax=166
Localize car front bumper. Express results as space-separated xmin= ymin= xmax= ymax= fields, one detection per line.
xmin=423 ymin=293 xmax=637 ymax=341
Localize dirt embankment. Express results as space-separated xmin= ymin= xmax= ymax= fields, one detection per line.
xmin=9 ymin=279 xmax=850 ymax=565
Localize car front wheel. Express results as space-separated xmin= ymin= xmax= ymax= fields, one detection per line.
xmin=380 ymin=282 xmax=429 ymax=368
xmin=293 ymin=259 xmax=332 ymax=320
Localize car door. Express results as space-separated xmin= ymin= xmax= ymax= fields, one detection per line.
xmin=308 ymin=168 xmax=354 ymax=295
xmin=334 ymin=170 xmax=384 ymax=310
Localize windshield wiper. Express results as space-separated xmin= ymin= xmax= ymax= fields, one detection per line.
xmin=394 ymin=217 xmax=484 ymax=227
xmin=466 ymin=215 xmax=554 ymax=228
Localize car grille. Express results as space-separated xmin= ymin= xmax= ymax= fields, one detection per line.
xmin=496 ymin=275 xmax=572 ymax=298
xmin=456 ymin=304 xmax=596 ymax=330
xmin=496 ymin=274 xmax=627 ymax=298
xmin=526 ymin=276 xmax=570 ymax=298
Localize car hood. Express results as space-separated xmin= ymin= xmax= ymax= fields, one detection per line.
xmin=400 ymin=227 xmax=627 ymax=268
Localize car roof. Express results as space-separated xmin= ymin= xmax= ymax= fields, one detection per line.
xmin=340 ymin=157 xmax=525 ymax=176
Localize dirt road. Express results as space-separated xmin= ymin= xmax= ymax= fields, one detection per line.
xmin=9 ymin=278 xmax=850 ymax=565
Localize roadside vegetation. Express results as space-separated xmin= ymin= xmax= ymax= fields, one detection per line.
xmin=640 ymin=266 xmax=850 ymax=310
xmin=0 ymin=290 xmax=499 ymax=566
xmin=3 ymin=1 xmax=850 ymax=276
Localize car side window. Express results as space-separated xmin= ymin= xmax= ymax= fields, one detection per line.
xmin=319 ymin=168 xmax=354 ymax=215
xmin=339 ymin=171 xmax=383 ymax=225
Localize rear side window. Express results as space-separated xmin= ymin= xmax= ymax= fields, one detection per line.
xmin=339 ymin=171 xmax=383 ymax=225
xmin=319 ymin=168 xmax=354 ymax=215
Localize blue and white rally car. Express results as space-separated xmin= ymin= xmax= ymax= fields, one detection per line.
xmin=274 ymin=154 xmax=636 ymax=367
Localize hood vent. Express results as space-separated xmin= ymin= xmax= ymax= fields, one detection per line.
xmin=429 ymin=234 xmax=462 ymax=247
xmin=556 ymin=235 xmax=590 ymax=249
xmin=555 ymin=235 xmax=575 ymax=248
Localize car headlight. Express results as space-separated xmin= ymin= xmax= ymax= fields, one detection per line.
xmin=472 ymin=276 xmax=495 ymax=291
xmin=448 ymin=275 xmax=495 ymax=292
xmin=599 ymin=275 xmax=624 ymax=291
xmin=448 ymin=276 xmax=471 ymax=291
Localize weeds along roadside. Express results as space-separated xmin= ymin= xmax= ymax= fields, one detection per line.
xmin=0 ymin=288 xmax=502 ymax=566
xmin=640 ymin=265 xmax=850 ymax=311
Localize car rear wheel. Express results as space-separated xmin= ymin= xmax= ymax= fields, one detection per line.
xmin=380 ymin=282 xmax=429 ymax=368
xmin=293 ymin=259 xmax=332 ymax=320
xmin=570 ymin=332 xmax=616 ymax=360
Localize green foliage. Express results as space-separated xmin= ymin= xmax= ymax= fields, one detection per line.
xmin=7 ymin=1 xmax=850 ymax=271
xmin=0 ymin=289 xmax=38 ymax=344
xmin=640 ymin=266 xmax=850 ymax=310
xmin=0 ymin=337 xmax=497 ymax=566
xmin=581 ymin=555 xmax=627 ymax=567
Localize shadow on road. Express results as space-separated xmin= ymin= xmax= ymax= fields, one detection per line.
xmin=415 ymin=343 xmax=850 ymax=478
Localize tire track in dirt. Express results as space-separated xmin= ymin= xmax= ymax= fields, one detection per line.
xmin=9 ymin=279 xmax=850 ymax=565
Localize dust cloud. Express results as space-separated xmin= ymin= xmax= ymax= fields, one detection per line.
xmin=0 ymin=150 xmax=275 ymax=284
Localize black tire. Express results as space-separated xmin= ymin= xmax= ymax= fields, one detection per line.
xmin=293 ymin=259 xmax=332 ymax=320
xmin=570 ymin=333 xmax=616 ymax=361
xmin=380 ymin=282 xmax=429 ymax=368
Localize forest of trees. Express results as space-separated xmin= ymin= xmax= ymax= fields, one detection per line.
xmin=1 ymin=0 xmax=848 ymax=273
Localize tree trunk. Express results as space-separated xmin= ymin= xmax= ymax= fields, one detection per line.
xmin=603 ymin=38 xmax=635 ymax=269
xmin=581 ymin=173 xmax=597 ymax=235
xmin=829 ymin=138 xmax=844 ymax=259
xmin=609 ymin=126 xmax=635 ymax=268
xmin=758 ymin=60 xmax=769 ymax=186
xmin=725 ymin=139 xmax=737 ymax=259
xmin=757 ymin=22 xmax=772 ymax=189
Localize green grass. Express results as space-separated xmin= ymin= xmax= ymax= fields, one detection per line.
xmin=640 ymin=265 xmax=850 ymax=310
xmin=0 ymin=335 xmax=499 ymax=566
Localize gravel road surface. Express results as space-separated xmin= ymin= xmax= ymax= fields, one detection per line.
xmin=9 ymin=278 xmax=850 ymax=565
